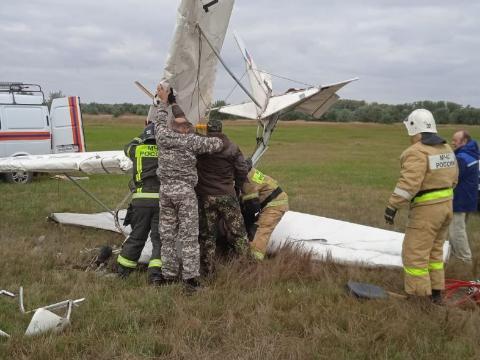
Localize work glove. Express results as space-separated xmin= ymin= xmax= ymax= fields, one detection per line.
xmin=242 ymin=198 xmax=261 ymax=225
xmin=95 ymin=246 xmax=113 ymax=266
xmin=384 ymin=206 xmax=397 ymax=225
xmin=168 ymin=88 xmax=176 ymax=104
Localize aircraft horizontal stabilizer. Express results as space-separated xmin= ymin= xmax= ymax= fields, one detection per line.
xmin=217 ymin=101 xmax=259 ymax=120
xmin=218 ymin=78 xmax=358 ymax=120
xmin=293 ymin=78 xmax=358 ymax=118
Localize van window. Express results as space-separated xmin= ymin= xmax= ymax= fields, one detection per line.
xmin=4 ymin=106 xmax=45 ymax=130
xmin=50 ymin=107 xmax=71 ymax=127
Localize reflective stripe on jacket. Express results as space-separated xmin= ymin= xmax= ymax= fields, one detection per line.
xmin=241 ymin=168 xmax=288 ymax=208
xmin=388 ymin=141 xmax=458 ymax=209
xmin=124 ymin=136 xmax=160 ymax=206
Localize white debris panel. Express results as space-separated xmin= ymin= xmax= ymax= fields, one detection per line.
xmin=0 ymin=151 xmax=131 ymax=174
xmin=50 ymin=210 xmax=449 ymax=268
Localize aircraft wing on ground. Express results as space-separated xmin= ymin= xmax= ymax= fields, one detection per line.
xmin=0 ymin=151 xmax=131 ymax=174
xmin=218 ymin=78 xmax=358 ymax=120
xmin=49 ymin=209 xmax=451 ymax=268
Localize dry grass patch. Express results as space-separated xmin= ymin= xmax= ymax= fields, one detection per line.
xmin=2 ymin=120 xmax=480 ymax=358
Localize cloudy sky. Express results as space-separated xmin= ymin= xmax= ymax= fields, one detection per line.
xmin=1 ymin=0 xmax=479 ymax=106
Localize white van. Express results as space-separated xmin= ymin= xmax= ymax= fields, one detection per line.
xmin=0 ymin=83 xmax=85 ymax=183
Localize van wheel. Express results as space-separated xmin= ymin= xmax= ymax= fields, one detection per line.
xmin=5 ymin=171 xmax=33 ymax=184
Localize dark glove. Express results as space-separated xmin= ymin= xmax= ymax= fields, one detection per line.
xmin=95 ymin=246 xmax=113 ymax=266
xmin=246 ymin=223 xmax=258 ymax=241
xmin=384 ymin=206 xmax=397 ymax=225
xmin=242 ymin=198 xmax=261 ymax=225
xmin=168 ymin=88 xmax=176 ymax=104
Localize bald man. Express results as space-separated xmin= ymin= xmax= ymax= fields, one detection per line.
xmin=448 ymin=130 xmax=479 ymax=277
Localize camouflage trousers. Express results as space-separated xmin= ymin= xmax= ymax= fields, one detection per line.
xmin=159 ymin=183 xmax=200 ymax=280
xmin=198 ymin=194 xmax=248 ymax=276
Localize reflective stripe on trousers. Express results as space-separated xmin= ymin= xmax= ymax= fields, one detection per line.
xmin=252 ymin=250 xmax=264 ymax=260
xmin=117 ymin=255 xmax=137 ymax=268
xmin=404 ymin=261 xmax=443 ymax=276
xmin=148 ymin=258 xmax=162 ymax=268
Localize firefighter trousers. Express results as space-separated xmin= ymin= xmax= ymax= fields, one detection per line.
xmin=402 ymin=201 xmax=453 ymax=296
xmin=118 ymin=206 xmax=161 ymax=280
xmin=251 ymin=204 xmax=288 ymax=255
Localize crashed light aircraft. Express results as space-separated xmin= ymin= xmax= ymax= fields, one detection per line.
xmin=0 ymin=0 xmax=445 ymax=268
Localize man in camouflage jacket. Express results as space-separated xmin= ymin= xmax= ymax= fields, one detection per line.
xmin=153 ymin=84 xmax=223 ymax=291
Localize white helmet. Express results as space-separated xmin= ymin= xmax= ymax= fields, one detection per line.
xmin=404 ymin=109 xmax=437 ymax=136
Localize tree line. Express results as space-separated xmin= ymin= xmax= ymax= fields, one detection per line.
xmin=78 ymin=99 xmax=480 ymax=125
xmin=276 ymin=100 xmax=480 ymax=125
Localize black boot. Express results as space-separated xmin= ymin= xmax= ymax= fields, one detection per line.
xmin=151 ymin=276 xmax=176 ymax=287
xmin=148 ymin=268 xmax=164 ymax=286
xmin=117 ymin=263 xmax=134 ymax=279
xmin=183 ymin=278 xmax=203 ymax=294
xmin=431 ymin=289 xmax=443 ymax=305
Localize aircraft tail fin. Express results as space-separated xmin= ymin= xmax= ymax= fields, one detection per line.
xmin=233 ymin=31 xmax=272 ymax=117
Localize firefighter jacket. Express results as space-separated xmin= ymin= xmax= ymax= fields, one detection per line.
xmin=124 ymin=135 xmax=159 ymax=207
xmin=453 ymin=139 xmax=479 ymax=212
xmin=153 ymin=102 xmax=223 ymax=187
xmin=196 ymin=133 xmax=248 ymax=197
xmin=388 ymin=140 xmax=458 ymax=209
xmin=241 ymin=168 xmax=288 ymax=209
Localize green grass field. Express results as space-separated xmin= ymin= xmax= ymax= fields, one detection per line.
xmin=1 ymin=117 xmax=480 ymax=359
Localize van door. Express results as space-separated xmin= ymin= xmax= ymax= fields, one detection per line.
xmin=0 ymin=105 xmax=51 ymax=157
xmin=50 ymin=96 xmax=86 ymax=153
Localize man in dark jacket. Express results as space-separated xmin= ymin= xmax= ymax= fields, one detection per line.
xmin=196 ymin=119 xmax=249 ymax=276
xmin=448 ymin=130 xmax=479 ymax=273
xmin=117 ymin=122 xmax=162 ymax=284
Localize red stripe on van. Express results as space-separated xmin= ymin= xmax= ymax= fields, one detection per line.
xmin=0 ymin=131 xmax=51 ymax=141
xmin=68 ymin=97 xmax=79 ymax=151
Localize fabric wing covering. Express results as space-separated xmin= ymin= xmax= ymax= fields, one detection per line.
xmin=292 ymin=79 xmax=356 ymax=118
xmin=163 ymin=0 xmax=235 ymax=125
xmin=49 ymin=210 xmax=450 ymax=267
xmin=0 ymin=151 xmax=131 ymax=174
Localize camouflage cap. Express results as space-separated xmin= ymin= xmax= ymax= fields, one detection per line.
xmin=207 ymin=119 xmax=222 ymax=133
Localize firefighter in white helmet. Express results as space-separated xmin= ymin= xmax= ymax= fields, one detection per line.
xmin=385 ymin=109 xmax=458 ymax=303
